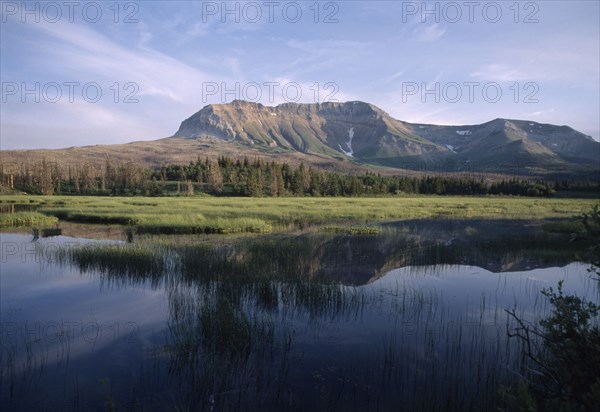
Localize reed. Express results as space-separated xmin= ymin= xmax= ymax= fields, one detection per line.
xmin=1 ymin=195 xmax=596 ymax=235
xmin=0 ymin=212 xmax=58 ymax=228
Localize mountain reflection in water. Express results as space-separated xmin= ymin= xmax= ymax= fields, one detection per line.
xmin=1 ymin=220 xmax=595 ymax=411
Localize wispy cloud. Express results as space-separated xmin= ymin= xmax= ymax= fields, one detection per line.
xmin=280 ymin=38 xmax=372 ymax=75
xmin=413 ymin=24 xmax=447 ymax=42
xmin=470 ymin=63 xmax=550 ymax=83
xmin=0 ymin=18 xmax=235 ymax=147
xmin=286 ymin=39 xmax=371 ymax=53
xmin=528 ymin=108 xmax=555 ymax=117
xmin=1 ymin=1 xmax=598 ymax=148
xmin=28 ymin=20 xmax=219 ymax=102
xmin=372 ymin=71 xmax=405 ymax=87
xmin=470 ymin=64 xmax=539 ymax=83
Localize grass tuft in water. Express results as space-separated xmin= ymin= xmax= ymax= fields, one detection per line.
xmin=0 ymin=212 xmax=58 ymax=228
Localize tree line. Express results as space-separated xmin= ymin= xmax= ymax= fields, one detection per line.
xmin=2 ymin=157 xmax=598 ymax=197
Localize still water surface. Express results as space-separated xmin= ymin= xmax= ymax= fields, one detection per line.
xmin=0 ymin=220 xmax=596 ymax=411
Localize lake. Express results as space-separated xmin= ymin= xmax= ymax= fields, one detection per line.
xmin=1 ymin=220 xmax=596 ymax=411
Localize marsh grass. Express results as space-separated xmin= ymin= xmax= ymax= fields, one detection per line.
xmin=32 ymin=227 xmax=62 ymax=238
xmin=0 ymin=309 xmax=75 ymax=408
xmin=1 ymin=196 xmax=597 ymax=235
xmin=135 ymin=217 xmax=272 ymax=235
xmin=160 ymin=273 xmax=373 ymax=410
xmin=320 ymin=225 xmax=381 ymax=235
xmin=542 ymin=219 xmax=585 ymax=234
xmin=165 ymin=282 xmax=291 ymax=409
xmin=0 ymin=212 xmax=58 ymax=228
xmin=48 ymin=221 xmax=589 ymax=288
xmin=53 ymin=243 xmax=168 ymax=288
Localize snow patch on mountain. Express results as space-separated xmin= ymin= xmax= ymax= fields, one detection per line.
xmin=338 ymin=127 xmax=354 ymax=157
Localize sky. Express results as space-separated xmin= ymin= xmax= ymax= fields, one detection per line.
xmin=1 ymin=0 xmax=599 ymax=149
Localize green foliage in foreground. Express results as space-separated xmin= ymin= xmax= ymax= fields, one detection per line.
xmin=0 ymin=195 xmax=598 ymax=233
xmin=578 ymin=205 xmax=600 ymax=279
xmin=0 ymin=211 xmax=58 ymax=228
xmin=538 ymin=283 xmax=600 ymax=408
xmin=503 ymin=206 xmax=600 ymax=411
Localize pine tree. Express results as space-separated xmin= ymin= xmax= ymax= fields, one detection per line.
xmin=246 ymin=169 xmax=262 ymax=197
xmin=298 ymin=163 xmax=310 ymax=194
xmin=207 ymin=161 xmax=224 ymax=194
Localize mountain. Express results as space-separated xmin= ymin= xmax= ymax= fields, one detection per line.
xmin=1 ymin=101 xmax=598 ymax=179
xmin=173 ymin=100 xmax=599 ymax=176
xmin=173 ymin=100 xmax=445 ymax=164
xmin=405 ymin=118 xmax=600 ymax=172
xmin=0 ymin=136 xmax=381 ymax=176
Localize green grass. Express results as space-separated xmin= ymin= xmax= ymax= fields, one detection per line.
xmin=320 ymin=225 xmax=381 ymax=235
xmin=0 ymin=211 xmax=59 ymax=228
xmin=0 ymin=195 xmax=597 ymax=233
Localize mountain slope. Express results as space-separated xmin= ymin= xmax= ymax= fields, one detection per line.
xmin=173 ymin=101 xmax=599 ymax=176
xmin=173 ymin=100 xmax=447 ymax=161
xmin=1 ymin=101 xmax=597 ymax=179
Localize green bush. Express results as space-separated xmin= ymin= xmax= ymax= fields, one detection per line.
xmin=503 ymin=206 xmax=600 ymax=411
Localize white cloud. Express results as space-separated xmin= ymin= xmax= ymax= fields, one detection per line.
xmin=0 ymin=18 xmax=236 ymax=148
xmin=24 ymin=19 xmax=226 ymax=103
xmin=414 ymin=24 xmax=447 ymax=42
xmin=470 ymin=64 xmax=536 ymax=83
xmin=528 ymin=108 xmax=555 ymax=117
xmin=1 ymin=1 xmax=597 ymax=149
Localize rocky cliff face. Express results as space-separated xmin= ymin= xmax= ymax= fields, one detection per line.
xmin=173 ymin=100 xmax=599 ymax=175
xmin=174 ymin=100 xmax=444 ymax=158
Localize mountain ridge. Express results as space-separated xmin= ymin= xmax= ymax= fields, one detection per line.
xmin=172 ymin=100 xmax=599 ymax=175
xmin=1 ymin=100 xmax=597 ymax=179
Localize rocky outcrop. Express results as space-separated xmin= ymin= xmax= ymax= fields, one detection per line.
xmin=173 ymin=100 xmax=599 ymax=175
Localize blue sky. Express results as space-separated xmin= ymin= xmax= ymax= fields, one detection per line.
xmin=1 ymin=1 xmax=598 ymax=149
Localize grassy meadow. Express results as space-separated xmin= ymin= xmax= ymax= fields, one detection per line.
xmin=0 ymin=195 xmax=597 ymax=234
xmin=0 ymin=211 xmax=58 ymax=228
